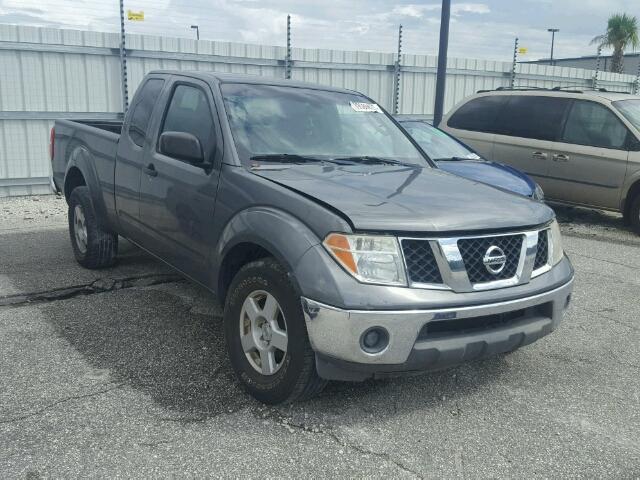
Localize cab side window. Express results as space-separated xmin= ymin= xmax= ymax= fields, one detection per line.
xmin=160 ymin=84 xmax=216 ymax=163
xmin=561 ymin=101 xmax=628 ymax=149
xmin=128 ymin=78 xmax=164 ymax=147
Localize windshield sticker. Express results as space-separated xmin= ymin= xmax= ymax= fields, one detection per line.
xmin=465 ymin=153 xmax=481 ymax=159
xmin=350 ymin=101 xmax=382 ymax=113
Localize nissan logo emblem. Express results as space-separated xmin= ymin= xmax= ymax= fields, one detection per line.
xmin=483 ymin=245 xmax=507 ymax=275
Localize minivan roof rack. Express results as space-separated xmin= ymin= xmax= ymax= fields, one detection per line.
xmin=550 ymin=86 xmax=584 ymax=93
xmin=476 ymin=86 xmax=633 ymax=95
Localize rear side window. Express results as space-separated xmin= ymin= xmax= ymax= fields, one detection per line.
xmin=496 ymin=96 xmax=570 ymax=141
xmin=561 ymin=100 xmax=628 ymax=149
xmin=161 ymin=84 xmax=216 ymax=161
xmin=128 ymin=78 xmax=165 ymax=147
xmin=447 ymin=96 xmax=507 ymax=133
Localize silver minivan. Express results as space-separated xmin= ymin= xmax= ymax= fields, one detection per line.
xmin=440 ymin=89 xmax=640 ymax=233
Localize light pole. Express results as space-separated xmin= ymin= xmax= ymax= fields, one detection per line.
xmin=433 ymin=0 xmax=451 ymax=127
xmin=191 ymin=25 xmax=200 ymax=40
xmin=547 ymin=28 xmax=559 ymax=65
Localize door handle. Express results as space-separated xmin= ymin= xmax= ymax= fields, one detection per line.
xmin=143 ymin=163 xmax=158 ymax=177
xmin=552 ymin=154 xmax=570 ymax=162
xmin=532 ymin=151 xmax=548 ymax=160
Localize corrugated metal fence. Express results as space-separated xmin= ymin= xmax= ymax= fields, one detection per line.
xmin=1 ymin=23 xmax=637 ymax=197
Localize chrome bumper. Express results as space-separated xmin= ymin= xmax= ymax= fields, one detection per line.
xmin=301 ymin=277 xmax=573 ymax=368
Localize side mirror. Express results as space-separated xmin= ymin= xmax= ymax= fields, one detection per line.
xmin=159 ymin=131 xmax=204 ymax=163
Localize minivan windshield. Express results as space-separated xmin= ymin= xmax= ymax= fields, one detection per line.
xmin=613 ymin=99 xmax=640 ymax=131
xmin=220 ymin=83 xmax=430 ymax=167
xmin=399 ymin=121 xmax=480 ymax=161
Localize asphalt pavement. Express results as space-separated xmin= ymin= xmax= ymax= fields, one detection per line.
xmin=1 ymin=196 xmax=639 ymax=478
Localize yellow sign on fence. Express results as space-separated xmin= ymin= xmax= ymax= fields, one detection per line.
xmin=518 ymin=47 xmax=528 ymax=55
xmin=127 ymin=10 xmax=144 ymax=21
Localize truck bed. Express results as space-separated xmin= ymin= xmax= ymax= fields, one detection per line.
xmin=71 ymin=120 xmax=123 ymax=135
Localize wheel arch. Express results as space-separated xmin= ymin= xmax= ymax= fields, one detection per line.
xmin=622 ymin=178 xmax=640 ymax=221
xmin=214 ymin=207 xmax=322 ymax=303
xmin=63 ymin=142 xmax=113 ymax=232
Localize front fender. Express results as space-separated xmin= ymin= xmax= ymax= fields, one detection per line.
xmin=214 ymin=206 xmax=323 ymax=294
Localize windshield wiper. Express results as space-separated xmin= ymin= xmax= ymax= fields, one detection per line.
xmin=433 ymin=156 xmax=479 ymax=162
xmin=331 ymin=156 xmax=420 ymax=167
xmin=250 ymin=154 xmax=326 ymax=164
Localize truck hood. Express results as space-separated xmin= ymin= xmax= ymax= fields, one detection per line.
xmin=252 ymin=163 xmax=553 ymax=233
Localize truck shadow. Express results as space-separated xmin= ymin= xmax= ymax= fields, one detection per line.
xmin=41 ymin=278 xmax=509 ymax=423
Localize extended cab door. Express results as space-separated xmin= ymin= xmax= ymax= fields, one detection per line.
xmin=543 ymin=99 xmax=629 ymax=209
xmin=137 ymin=77 xmax=223 ymax=285
xmin=114 ymin=76 xmax=166 ymax=239
xmin=491 ymin=95 xmax=571 ymax=187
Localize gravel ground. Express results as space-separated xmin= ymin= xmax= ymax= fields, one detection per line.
xmin=1 ymin=195 xmax=639 ymax=478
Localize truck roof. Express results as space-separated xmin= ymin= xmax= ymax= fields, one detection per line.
xmin=147 ymin=70 xmax=357 ymax=95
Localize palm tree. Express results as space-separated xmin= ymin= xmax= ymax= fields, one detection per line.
xmin=591 ymin=13 xmax=639 ymax=73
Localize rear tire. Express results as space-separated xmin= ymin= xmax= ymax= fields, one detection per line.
xmin=629 ymin=194 xmax=640 ymax=235
xmin=68 ymin=186 xmax=118 ymax=268
xmin=224 ymin=258 xmax=326 ymax=404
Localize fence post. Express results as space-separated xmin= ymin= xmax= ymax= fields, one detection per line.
xmin=593 ymin=45 xmax=602 ymax=90
xmin=510 ymin=37 xmax=518 ymax=88
xmin=284 ymin=15 xmax=292 ymax=79
xmin=118 ymin=0 xmax=129 ymax=113
xmin=634 ymin=58 xmax=640 ymax=94
xmin=392 ymin=25 xmax=403 ymax=114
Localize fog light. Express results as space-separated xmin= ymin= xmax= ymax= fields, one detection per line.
xmin=360 ymin=327 xmax=389 ymax=354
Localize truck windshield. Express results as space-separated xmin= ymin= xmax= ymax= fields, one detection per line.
xmin=613 ymin=99 xmax=640 ymax=131
xmin=220 ymin=83 xmax=430 ymax=167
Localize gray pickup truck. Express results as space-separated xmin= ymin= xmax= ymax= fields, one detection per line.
xmin=51 ymin=71 xmax=574 ymax=404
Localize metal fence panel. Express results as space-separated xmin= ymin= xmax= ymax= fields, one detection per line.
xmin=0 ymin=24 xmax=637 ymax=196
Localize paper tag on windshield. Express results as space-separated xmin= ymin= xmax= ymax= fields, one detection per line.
xmin=350 ymin=101 xmax=382 ymax=113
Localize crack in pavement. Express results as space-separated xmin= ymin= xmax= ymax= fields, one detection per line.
xmin=0 ymin=383 xmax=124 ymax=424
xmin=565 ymin=250 xmax=640 ymax=270
xmin=0 ymin=273 xmax=185 ymax=308
xmin=257 ymin=408 xmax=423 ymax=478
xmin=561 ymin=230 xmax=640 ymax=248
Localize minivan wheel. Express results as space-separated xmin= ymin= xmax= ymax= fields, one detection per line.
xmin=224 ymin=258 xmax=326 ymax=404
xmin=629 ymin=194 xmax=640 ymax=235
xmin=68 ymin=186 xmax=118 ymax=268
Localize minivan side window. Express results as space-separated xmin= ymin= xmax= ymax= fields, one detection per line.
xmin=160 ymin=84 xmax=216 ymax=163
xmin=447 ymin=96 xmax=507 ymax=133
xmin=128 ymin=78 xmax=165 ymax=147
xmin=496 ymin=96 xmax=570 ymax=141
xmin=561 ymin=100 xmax=628 ymax=149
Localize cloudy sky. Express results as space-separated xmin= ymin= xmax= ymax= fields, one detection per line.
xmin=0 ymin=0 xmax=637 ymax=61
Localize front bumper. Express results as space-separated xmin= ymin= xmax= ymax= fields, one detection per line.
xmin=302 ymin=277 xmax=573 ymax=381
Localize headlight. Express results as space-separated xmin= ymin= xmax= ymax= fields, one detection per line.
xmin=323 ymin=233 xmax=407 ymax=286
xmin=548 ymin=219 xmax=564 ymax=266
xmin=533 ymin=183 xmax=545 ymax=201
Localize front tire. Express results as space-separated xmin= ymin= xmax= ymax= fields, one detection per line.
xmin=68 ymin=186 xmax=118 ymax=268
xmin=629 ymin=194 xmax=640 ymax=235
xmin=224 ymin=258 xmax=326 ymax=404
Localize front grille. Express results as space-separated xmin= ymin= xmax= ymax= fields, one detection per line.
xmin=401 ymin=239 xmax=443 ymax=284
xmin=457 ymin=234 xmax=523 ymax=283
xmin=534 ymin=230 xmax=549 ymax=270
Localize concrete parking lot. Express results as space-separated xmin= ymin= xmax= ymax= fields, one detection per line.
xmin=1 ymin=195 xmax=639 ymax=478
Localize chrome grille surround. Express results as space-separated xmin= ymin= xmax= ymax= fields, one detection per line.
xmin=400 ymin=228 xmax=551 ymax=293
